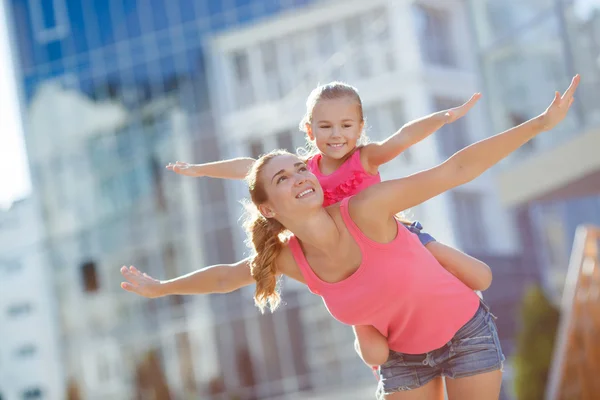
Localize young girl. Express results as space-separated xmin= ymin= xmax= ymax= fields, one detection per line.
xmin=164 ymin=82 xmax=490 ymax=367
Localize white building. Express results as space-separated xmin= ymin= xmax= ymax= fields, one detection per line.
xmin=204 ymin=0 xmax=520 ymax=397
xmin=0 ymin=198 xmax=63 ymax=400
xmin=20 ymin=81 xmax=219 ymax=400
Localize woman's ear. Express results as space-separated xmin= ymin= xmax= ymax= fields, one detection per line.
xmin=258 ymin=203 xmax=275 ymax=219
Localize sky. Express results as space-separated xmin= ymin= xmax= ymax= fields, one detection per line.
xmin=0 ymin=0 xmax=30 ymax=209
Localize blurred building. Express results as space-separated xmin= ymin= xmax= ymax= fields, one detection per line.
xmin=0 ymin=197 xmax=63 ymax=400
xmin=469 ymin=0 xmax=600 ymax=299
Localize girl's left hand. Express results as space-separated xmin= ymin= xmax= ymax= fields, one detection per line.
xmin=445 ymin=93 xmax=482 ymax=123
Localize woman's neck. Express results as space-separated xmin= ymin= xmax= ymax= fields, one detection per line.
xmin=282 ymin=207 xmax=340 ymax=255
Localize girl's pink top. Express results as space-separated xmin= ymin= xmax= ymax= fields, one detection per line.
xmin=288 ymin=197 xmax=480 ymax=354
xmin=307 ymin=150 xmax=381 ymax=206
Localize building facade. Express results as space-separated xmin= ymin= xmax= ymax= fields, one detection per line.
xmin=469 ymin=0 xmax=600 ymax=300
xmin=0 ymin=198 xmax=63 ymax=400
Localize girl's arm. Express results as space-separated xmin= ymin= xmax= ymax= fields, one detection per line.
xmin=353 ymin=325 xmax=390 ymax=367
xmin=352 ymin=76 xmax=579 ymax=222
xmin=120 ymin=259 xmax=255 ymax=297
xmin=166 ymin=157 xmax=256 ymax=179
xmin=425 ymin=242 xmax=492 ymax=291
xmin=360 ymin=93 xmax=481 ymax=172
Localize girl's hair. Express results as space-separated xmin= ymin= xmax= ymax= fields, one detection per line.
xmin=243 ymin=149 xmax=292 ymax=313
xmin=298 ymin=82 xmax=369 ymax=158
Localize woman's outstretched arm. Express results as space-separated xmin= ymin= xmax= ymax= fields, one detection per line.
xmin=352 ymin=75 xmax=579 ymax=220
xmin=120 ymin=259 xmax=255 ymax=297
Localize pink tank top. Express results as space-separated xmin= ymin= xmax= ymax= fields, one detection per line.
xmin=288 ymin=197 xmax=480 ymax=354
xmin=307 ymin=149 xmax=381 ymax=206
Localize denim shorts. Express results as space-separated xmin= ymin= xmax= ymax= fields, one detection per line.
xmin=376 ymin=301 xmax=505 ymax=397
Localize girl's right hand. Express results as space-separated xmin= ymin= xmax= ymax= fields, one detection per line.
xmin=120 ymin=266 xmax=166 ymax=298
xmin=166 ymin=161 xmax=201 ymax=177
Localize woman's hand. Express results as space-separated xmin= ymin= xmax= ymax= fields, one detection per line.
xmin=120 ymin=266 xmax=166 ymax=298
xmin=538 ymin=74 xmax=580 ymax=131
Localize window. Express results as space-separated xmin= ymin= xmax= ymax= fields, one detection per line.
xmin=248 ymin=139 xmax=264 ymax=159
xmin=81 ymin=261 xmax=99 ymax=292
xmin=7 ymin=303 xmax=32 ymax=318
xmin=451 ymin=191 xmax=488 ymax=252
xmin=22 ymin=387 xmax=42 ymax=399
xmin=317 ymin=25 xmax=335 ymax=59
xmin=150 ymin=157 xmax=167 ymax=211
xmin=16 ymin=344 xmax=37 ymax=358
xmin=29 ymin=0 xmax=70 ymax=43
xmin=231 ymin=51 xmax=254 ymax=108
xmin=261 ymin=41 xmax=282 ymax=100
xmin=232 ymin=51 xmax=250 ymax=82
xmin=275 ymin=130 xmax=294 ymax=152
xmin=434 ymin=97 xmax=470 ymax=158
xmin=413 ymin=6 xmax=455 ymax=67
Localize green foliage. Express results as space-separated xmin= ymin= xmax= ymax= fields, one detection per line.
xmin=513 ymin=285 xmax=560 ymax=400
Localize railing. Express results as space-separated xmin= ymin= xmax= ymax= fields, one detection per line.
xmin=546 ymin=225 xmax=600 ymax=400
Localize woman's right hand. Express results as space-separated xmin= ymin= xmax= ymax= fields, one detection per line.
xmin=165 ymin=161 xmax=201 ymax=177
xmin=120 ymin=266 xmax=166 ymax=298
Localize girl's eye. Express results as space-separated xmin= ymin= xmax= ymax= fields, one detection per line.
xmin=319 ymin=125 xmax=331 ymax=129
xmin=343 ymin=124 xmax=352 ymax=128
xmin=277 ymin=176 xmax=287 ymax=184
xmin=299 ymin=166 xmax=308 ymax=172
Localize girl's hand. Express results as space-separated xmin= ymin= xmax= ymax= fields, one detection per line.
xmin=539 ymin=74 xmax=580 ymax=131
xmin=445 ymin=93 xmax=482 ymax=123
xmin=166 ymin=161 xmax=201 ymax=177
xmin=120 ymin=266 xmax=165 ymax=298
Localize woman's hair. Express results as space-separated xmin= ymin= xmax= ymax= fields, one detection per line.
xmin=298 ymin=82 xmax=370 ymax=158
xmin=243 ymin=150 xmax=293 ymax=313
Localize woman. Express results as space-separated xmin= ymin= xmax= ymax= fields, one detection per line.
xmin=121 ymin=76 xmax=579 ymax=399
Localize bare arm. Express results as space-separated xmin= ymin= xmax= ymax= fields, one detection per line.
xmin=353 ymin=76 xmax=579 ymax=221
xmin=166 ymin=158 xmax=256 ymax=180
xmin=120 ymin=259 xmax=255 ymax=297
xmin=425 ymin=242 xmax=492 ymax=291
xmin=361 ymin=94 xmax=481 ymax=170
xmin=353 ymin=325 xmax=390 ymax=367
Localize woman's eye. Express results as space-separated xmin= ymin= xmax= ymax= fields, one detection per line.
xmin=277 ymin=176 xmax=287 ymax=184
xmin=299 ymin=166 xmax=308 ymax=172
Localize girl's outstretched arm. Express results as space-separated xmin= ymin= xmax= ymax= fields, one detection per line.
xmin=166 ymin=157 xmax=256 ymax=180
xmin=361 ymin=93 xmax=481 ymax=172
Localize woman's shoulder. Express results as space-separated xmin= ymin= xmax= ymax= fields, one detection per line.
xmin=276 ymin=240 xmax=306 ymax=284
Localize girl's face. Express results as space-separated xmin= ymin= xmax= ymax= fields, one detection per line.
xmin=306 ymin=97 xmax=364 ymax=160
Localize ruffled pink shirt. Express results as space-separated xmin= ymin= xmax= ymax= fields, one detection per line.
xmin=307 ymin=149 xmax=381 ymax=206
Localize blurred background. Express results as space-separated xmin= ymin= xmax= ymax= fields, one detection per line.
xmin=0 ymin=0 xmax=599 ymax=399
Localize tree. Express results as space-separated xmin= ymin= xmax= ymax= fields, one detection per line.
xmin=513 ymin=284 xmax=560 ymax=400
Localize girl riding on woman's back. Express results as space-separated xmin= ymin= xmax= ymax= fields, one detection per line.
xmin=164 ymin=82 xmax=492 ymax=367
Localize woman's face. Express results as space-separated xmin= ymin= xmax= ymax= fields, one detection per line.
xmin=257 ymin=154 xmax=324 ymax=219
